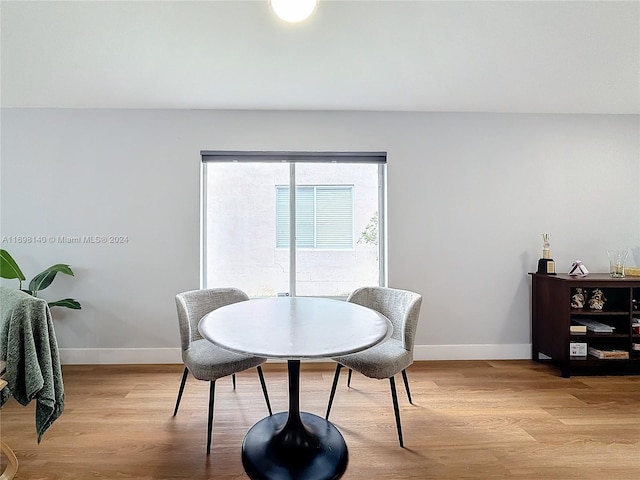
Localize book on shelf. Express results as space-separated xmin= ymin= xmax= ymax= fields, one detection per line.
xmin=587 ymin=346 xmax=629 ymax=359
xmin=572 ymin=318 xmax=614 ymax=333
xmin=569 ymin=324 xmax=587 ymax=334
xmin=632 ymin=343 xmax=640 ymax=351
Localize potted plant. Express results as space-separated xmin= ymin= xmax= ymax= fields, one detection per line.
xmin=0 ymin=249 xmax=81 ymax=309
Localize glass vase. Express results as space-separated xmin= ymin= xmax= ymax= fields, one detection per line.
xmin=607 ymin=250 xmax=628 ymax=278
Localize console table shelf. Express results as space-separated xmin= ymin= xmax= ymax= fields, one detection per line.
xmin=530 ymin=273 xmax=640 ymax=377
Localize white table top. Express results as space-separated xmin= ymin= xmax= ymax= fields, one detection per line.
xmin=198 ymin=297 xmax=391 ymax=359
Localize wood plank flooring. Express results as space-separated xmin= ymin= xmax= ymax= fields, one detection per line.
xmin=1 ymin=361 xmax=639 ymax=479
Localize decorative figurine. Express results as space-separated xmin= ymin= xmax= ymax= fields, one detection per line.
xmin=588 ymin=288 xmax=606 ymax=310
xmin=536 ymin=233 xmax=556 ymax=275
xmin=568 ymin=260 xmax=589 ymax=277
xmin=571 ymin=288 xmax=586 ymax=309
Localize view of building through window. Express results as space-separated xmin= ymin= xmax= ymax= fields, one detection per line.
xmin=276 ymin=185 xmax=354 ymax=249
xmin=202 ymin=155 xmax=385 ymax=298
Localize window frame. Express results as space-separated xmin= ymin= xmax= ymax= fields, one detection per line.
xmin=200 ymin=151 xmax=387 ymax=297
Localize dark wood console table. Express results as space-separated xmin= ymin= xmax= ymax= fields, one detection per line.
xmin=530 ymin=273 xmax=640 ymax=377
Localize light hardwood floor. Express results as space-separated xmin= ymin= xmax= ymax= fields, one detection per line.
xmin=1 ymin=361 xmax=639 ymax=479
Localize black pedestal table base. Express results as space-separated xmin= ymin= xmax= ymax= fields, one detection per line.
xmin=241 ymin=360 xmax=348 ymax=480
xmin=242 ymin=412 xmax=347 ymax=480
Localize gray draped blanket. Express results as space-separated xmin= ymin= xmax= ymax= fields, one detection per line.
xmin=0 ymin=286 xmax=64 ymax=442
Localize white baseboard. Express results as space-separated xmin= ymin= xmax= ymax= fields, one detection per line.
xmin=59 ymin=344 xmax=531 ymax=365
xmin=59 ymin=348 xmax=182 ymax=365
xmin=413 ymin=344 xmax=531 ymax=360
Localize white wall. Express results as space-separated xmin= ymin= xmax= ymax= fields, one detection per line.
xmin=1 ymin=108 xmax=638 ymax=364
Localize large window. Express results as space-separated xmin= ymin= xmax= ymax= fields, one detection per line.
xmin=201 ymin=151 xmax=386 ymax=298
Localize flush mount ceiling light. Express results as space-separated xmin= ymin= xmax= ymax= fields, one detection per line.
xmin=270 ymin=0 xmax=318 ymax=23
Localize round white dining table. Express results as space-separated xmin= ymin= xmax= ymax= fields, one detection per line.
xmin=199 ymin=296 xmax=391 ymax=480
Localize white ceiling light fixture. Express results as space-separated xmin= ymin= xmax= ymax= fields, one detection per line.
xmin=270 ymin=0 xmax=318 ymax=23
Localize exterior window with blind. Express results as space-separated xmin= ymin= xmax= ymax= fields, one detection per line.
xmin=276 ymin=186 xmax=354 ymax=249
xmin=201 ymin=151 xmax=386 ymax=298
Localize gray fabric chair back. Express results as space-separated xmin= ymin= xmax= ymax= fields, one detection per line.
xmin=175 ymin=288 xmax=250 ymax=353
xmin=347 ymin=286 xmax=422 ymax=351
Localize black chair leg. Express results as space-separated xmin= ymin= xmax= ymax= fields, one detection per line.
xmin=347 ymin=368 xmax=353 ymax=387
xmin=401 ymin=369 xmax=413 ymax=404
xmin=325 ymin=363 xmax=343 ymax=419
xmin=206 ymin=380 xmax=216 ymax=455
xmin=389 ymin=376 xmax=404 ymax=448
xmin=173 ymin=366 xmax=189 ymax=416
xmin=232 ymin=373 xmax=236 ymax=390
xmin=256 ymin=366 xmax=272 ymax=415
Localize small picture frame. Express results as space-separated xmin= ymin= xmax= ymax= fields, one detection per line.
xmin=570 ymin=342 xmax=587 ymax=357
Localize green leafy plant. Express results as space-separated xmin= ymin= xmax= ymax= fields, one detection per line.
xmin=358 ymin=212 xmax=378 ymax=246
xmin=0 ymin=249 xmax=81 ymax=309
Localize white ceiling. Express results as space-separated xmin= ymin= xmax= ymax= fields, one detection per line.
xmin=1 ymin=0 xmax=638 ymax=114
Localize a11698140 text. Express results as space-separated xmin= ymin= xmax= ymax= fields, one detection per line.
xmin=1 ymin=235 xmax=129 ymax=244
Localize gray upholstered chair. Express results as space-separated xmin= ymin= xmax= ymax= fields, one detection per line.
xmin=174 ymin=288 xmax=272 ymax=455
xmin=325 ymin=286 xmax=423 ymax=447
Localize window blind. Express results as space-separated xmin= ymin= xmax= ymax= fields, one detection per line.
xmin=202 ymin=151 xmax=386 ymax=164
xmin=276 ymin=186 xmax=353 ymax=249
